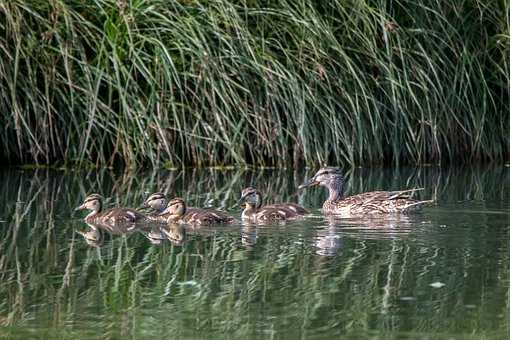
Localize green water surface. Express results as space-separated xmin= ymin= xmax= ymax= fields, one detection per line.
xmin=0 ymin=166 xmax=509 ymax=339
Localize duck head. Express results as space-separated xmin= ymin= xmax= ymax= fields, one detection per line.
xmin=75 ymin=194 xmax=103 ymax=214
xmin=299 ymin=167 xmax=345 ymax=199
xmin=162 ymin=197 xmax=187 ymax=222
xmin=143 ymin=192 xmax=168 ymax=212
xmin=238 ymin=187 xmax=262 ymax=209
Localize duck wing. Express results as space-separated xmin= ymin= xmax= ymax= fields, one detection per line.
xmin=255 ymin=207 xmax=289 ymax=221
xmin=182 ymin=208 xmax=235 ymax=225
xmin=352 ymin=189 xmax=424 ymax=202
xmin=95 ymin=208 xmax=146 ymax=231
xmin=148 ymin=207 xmax=202 ymax=223
xmin=347 ymin=189 xmax=430 ymax=214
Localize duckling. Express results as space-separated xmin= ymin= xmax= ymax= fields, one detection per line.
xmin=142 ymin=192 xmax=171 ymax=217
xmin=75 ymin=194 xmax=146 ymax=225
xmin=299 ymin=167 xmax=432 ymax=215
xmin=239 ymin=187 xmax=309 ymax=215
xmin=239 ymin=187 xmax=308 ymax=222
xmin=143 ymin=192 xmax=198 ymax=222
xmin=155 ymin=196 xmax=235 ymax=225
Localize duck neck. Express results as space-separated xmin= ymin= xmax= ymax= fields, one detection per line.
xmin=85 ymin=202 xmax=103 ymax=221
xmin=85 ymin=211 xmax=96 ymax=222
xmin=166 ymin=204 xmax=186 ymax=222
xmin=325 ymin=178 xmax=344 ymax=202
xmin=242 ymin=202 xmax=258 ymax=219
xmin=155 ymin=200 xmax=167 ymax=213
xmin=166 ymin=214 xmax=179 ymax=222
xmin=85 ymin=205 xmax=101 ymax=222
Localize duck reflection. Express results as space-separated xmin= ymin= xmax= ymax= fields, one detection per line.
xmin=324 ymin=214 xmax=416 ymax=242
xmin=314 ymin=215 xmax=421 ymax=256
xmin=140 ymin=223 xmax=186 ymax=246
xmin=141 ymin=225 xmax=167 ymax=245
xmin=160 ymin=223 xmax=186 ymax=246
xmin=241 ymin=225 xmax=258 ymax=248
xmin=76 ymin=217 xmax=147 ymax=247
xmin=315 ymin=226 xmax=343 ymax=256
xmin=76 ymin=223 xmax=104 ymax=247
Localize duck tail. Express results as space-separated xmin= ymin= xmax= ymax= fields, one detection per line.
xmin=404 ymin=199 xmax=434 ymax=211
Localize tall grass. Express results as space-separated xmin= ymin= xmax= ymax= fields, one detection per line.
xmin=0 ymin=0 xmax=508 ymax=167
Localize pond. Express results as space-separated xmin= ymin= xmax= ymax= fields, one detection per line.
xmin=0 ymin=166 xmax=509 ymax=339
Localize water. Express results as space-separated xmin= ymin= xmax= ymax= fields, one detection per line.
xmin=0 ymin=166 xmax=509 ymax=339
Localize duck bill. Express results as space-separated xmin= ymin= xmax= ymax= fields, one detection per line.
xmin=235 ymin=197 xmax=246 ymax=207
xmin=298 ymin=178 xmax=318 ymax=189
xmin=74 ymin=204 xmax=86 ymax=211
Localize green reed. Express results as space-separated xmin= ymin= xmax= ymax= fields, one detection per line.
xmin=0 ymin=167 xmax=509 ymax=337
xmin=0 ymin=0 xmax=509 ymax=167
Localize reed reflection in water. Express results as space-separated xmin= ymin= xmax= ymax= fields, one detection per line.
xmin=0 ymin=166 xmax=509 ymax=339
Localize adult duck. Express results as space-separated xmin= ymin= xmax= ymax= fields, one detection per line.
xmin=299 ymin=167 xmax=432 ymax=215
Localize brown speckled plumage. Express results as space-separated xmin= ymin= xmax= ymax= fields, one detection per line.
xmin=299 ymin=167 xmax=432 ymax=216
xmin=239 ymin=187 xmax=308 ymax=222
xmin=144 ymin=193 xmax=235 ymax=225
xmin=75 ymin=194 xmax=146 ymax=225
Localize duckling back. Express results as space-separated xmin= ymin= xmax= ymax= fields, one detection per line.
xmin=148 ymin=207 xmax=201 ymax=223
xmin=239 ymin=187 xmax=308 ymax=223
xmin=254 ymin=207 xmax=291 ymax=222
xmin=244 ymin=205 xmax=305 ymax=223
xmin=182 ymin=208 xmax=236 ymax=225
xmin=87 ymin=208 xmax=146 ymax=224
